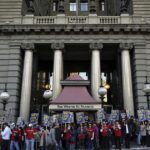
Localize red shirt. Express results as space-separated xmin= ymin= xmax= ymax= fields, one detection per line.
xmin=101 ymin=127 xmax=108 ymax=137
xmin=63 ymin=128 xmax=71 ymax=140
xmin=25 ymin=127 xmax=36 ymax=139
xmin=114 ymin=127 xmax=122 ymax=137
xmin=87 ymin=127 xmax=94 ymax=138
xmin=11 ymin=128 xmax=21 ymax=141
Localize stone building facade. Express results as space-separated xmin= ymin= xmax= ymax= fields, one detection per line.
xmin=0 ymin=0 xmax=150 ymax=121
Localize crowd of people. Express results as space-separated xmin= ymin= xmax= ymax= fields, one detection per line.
xmin=0 ymin=117 xmax=150 ymax=150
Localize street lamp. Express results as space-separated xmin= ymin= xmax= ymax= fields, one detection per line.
xmin=43 ymin=89 xmax=53 ymax=100
xmin=0 ymin=83 xmax=10 ymax=111
xmin=98 ymin=84 xmax=107 ymax=107
xmin=43 ymin=86 xmax=53 ymax=115
xmin=143 ymin=76 xmax=150 ymax=109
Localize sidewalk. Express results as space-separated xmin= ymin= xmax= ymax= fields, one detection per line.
xmin=110 ymin=142 xmax=150 ymax=150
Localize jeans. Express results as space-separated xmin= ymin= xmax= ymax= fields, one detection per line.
xmin=10 ymin=140 xmax=20 ymax=150
xmin=25 ymin=139 xmax=35 ymax=150
xmin=41 ymin=146 xmax=48 ymax=150
xmin=2 ymin=140 xmax=10 ymax=150
xmin=87 ymin=138 xmax=94 ymax=150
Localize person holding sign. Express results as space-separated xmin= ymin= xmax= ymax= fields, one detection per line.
xmin=10 ymin=124 xmax=21 ymax=150
xmin=39 ymin=126 xmax=50 ymax=150
xmin=87 ymin=123 xmax=94 ymax=150
xmin=113 ymin=121 xmax=122 ymax=150
xmin=100 ymin=121 xmax=110 ymax=150
xmin=62 ymin=124 xmax=71 ymax=150
xmin=146 ymin=121 xmax=150 ymax=147
xmin=24 ymin=124 xmax=37 ymax=150
xmin=77 ymin=124 xmax=86 ymax=149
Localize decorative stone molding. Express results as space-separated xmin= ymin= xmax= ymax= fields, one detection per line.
xmin=58 ymin=0 xmax=65 ymax=13
xmin=89 ymin=0 xmax=96 ymax=14
xmin=0 ymin=24 xmax=150 ymax=34
xmin=21 ymin=43 xmax=35 ymax=51
xmin=89 ymin=42 xmax=103 ymax=50
xmin=119 ymin=43 xmax=133 ymax=50
xmin=51 ymin=42 xmax=65 ymax=50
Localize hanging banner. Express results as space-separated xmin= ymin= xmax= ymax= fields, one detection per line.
xmin=30 ymin=113 xmax=39 ymax=125
xmin=137 ymin=109 xmax=146 ymax=121
xmin=76 ymin=112 xmax=85 ymax=124
xmin=62 ymin=111 xmax=74 ymax=124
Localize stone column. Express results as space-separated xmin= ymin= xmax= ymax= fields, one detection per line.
xmin=51 ymin=42 xmax=64 ymax=100
xmin=120 ymin=43 xmax=134 ymax=115
xmin=19 ymin=43 xmax=34 ymax=121
xmin=90 ymin=42 xmax=103 ymax=102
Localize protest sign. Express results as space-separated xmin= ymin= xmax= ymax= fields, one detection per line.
xmin=137 ymin=109 xmax=146 ymax=121
xmin=146 ymin=110 xmax=150 ymax=121
xmin=76 ymin=112 xmax=85 ymax=124
xmin=62 ymin=111 xmax=74 ymax=124
xmin=30 ymin=113 xmax=39 ymax=125
xmin=96 ymin=108 xmax=105 ymax=123
xmin=110 ymin=110 xmax=119 ymax=121
xmin=16 ymin=117 xmax=25 ymax=127
xmin=42 ymin=114 xmax=50 ymax=126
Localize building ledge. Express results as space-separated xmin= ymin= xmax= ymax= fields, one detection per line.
xmin=0 ymin=24 xmax=150 ymax=34
xmin=0 ymin=15 xmax=147 ymax=25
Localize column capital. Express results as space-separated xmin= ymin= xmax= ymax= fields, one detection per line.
xmin=119 ymin=43 xmax=133 ymax=50
xmin=21 ymin=43 xmax=35 ymax=51
xmin=89 ymin=42 xmax=103 ymax=50
xmin=51 ymin=42 xmax=65 ymax=50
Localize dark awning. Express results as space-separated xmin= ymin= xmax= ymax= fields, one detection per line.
xmin=50 ymin=75 xmax=98 ymax=104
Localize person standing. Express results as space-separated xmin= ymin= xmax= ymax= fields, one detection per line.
xmin=122 ymin=120 xmax=131 ymax=148
xmin=146 ymin=121 xmax=150 ymax=147
xmin=100 ymin=122 xmax=109 ymax=150
xmin=93 ymin=123 xmax=99 ymax=150
xmin=113 ymin=121 xmax=122 ymax=150
xmin=87 ymin=123 xmax=94 ymax=150
xmin=10 ymin=124 xmax=20 ymax=150
xmin=1 ymin=122 xmax=12 ymax=150
xmin=140 ymin=121 xmax=146 ymax=147
xmin=39 ymin=126 xmax=50 ymax=150
xmin=24 ymin=123 xmax=37 ymax=150
xmin=54 ymin=124 xmax=62 ymax=150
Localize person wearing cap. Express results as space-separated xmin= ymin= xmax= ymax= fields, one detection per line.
xmin=1 ymin=122 xmax=12 ymax=150
xmin=24 ymin=123 xmax=37 ymax=150
xmin=10 ymin=124 xmax=21 ymax=150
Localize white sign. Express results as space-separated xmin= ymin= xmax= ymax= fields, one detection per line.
xmin=49 ymin=104 xmax=101 ymax=110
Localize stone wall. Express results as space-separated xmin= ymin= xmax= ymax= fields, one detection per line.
xmin=0 ymin=40 xmax=22 ymax=122
xmin=0 ymin=0 xmax=22 ymax=23
xmin=133 ymin=0 xmax=150 ymax=22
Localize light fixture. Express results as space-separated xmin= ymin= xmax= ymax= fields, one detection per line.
xmin=43 ymin=90 xmax=53 ymax=99
xmin=0 ymin=83 xmax=10 ymax=111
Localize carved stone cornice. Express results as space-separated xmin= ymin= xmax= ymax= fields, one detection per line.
xmin=119 ymin=43 xmax=133 ymax=50
xmin=0 ymin=24 xmax=150 ymax=34
xmin=89 ymin=42 xmax=103 ymax=50
xmin=51 ymin=42 xmax=65 ymax=50
xmin=21 ymin=43 xmax=35 ymax=51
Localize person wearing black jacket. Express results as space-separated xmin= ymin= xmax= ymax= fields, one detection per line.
xmin=54 ymin=124 xmax=62 ymax=150
xmin=122 ymin=120 xmax=131 ymax=148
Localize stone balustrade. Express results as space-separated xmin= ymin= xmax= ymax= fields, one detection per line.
xmin=0 ymin=15 xmax=144 ymax=25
